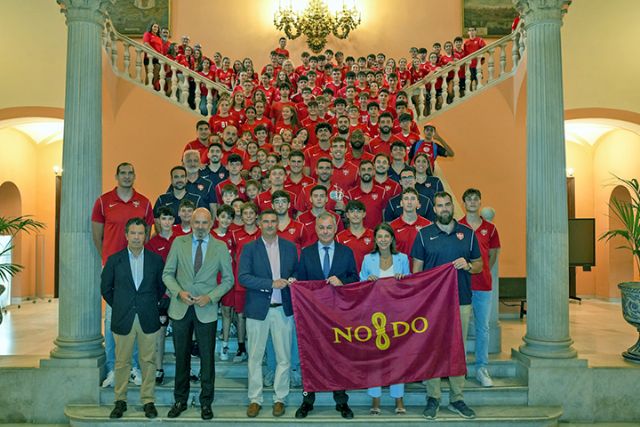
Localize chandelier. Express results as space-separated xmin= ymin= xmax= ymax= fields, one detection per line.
xmin=274 ymin=0 xmax=362 ymax=53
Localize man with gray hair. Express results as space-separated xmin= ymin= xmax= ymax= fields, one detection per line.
xmin=182 ymin=149 xmax=216 ymax=215
xmin=294 ymin=212 xmax=359 ymax=420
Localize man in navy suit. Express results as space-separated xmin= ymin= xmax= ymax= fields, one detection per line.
xmin=239 ymin=209 xmax=298 ymax=418
xmin=101 ymin=217 xmax=166 ymax=419
xmin=294 ymin=212 xmax=359 ymax=420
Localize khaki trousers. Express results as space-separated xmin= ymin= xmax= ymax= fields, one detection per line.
xmin=246 ymin=306 xmax=292 ymax=405
xmin=113 ymin=314 xmax=157 ymax=404
xmin=425 ymin=304 xmax=471 ymax=403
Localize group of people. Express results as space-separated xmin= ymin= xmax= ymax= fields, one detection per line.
xmin=95 ymin=120 xmax=499 ymax=421
xmin=142 ymin=25 xmax=489 ymax=116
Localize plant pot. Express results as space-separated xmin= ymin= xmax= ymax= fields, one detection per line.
xmin=618 ymin=281 xmax=640 ymax=363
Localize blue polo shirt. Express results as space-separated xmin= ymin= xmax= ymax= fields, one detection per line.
xmin=199 ymin=164 xmax=229 ymax=190
xmin=153 ymin=191 xmax=205 ymax=224
xmin=383 ymin=192 xmax=434 ymax=222
xmin=410 ymin=221 xmax=481 ymax=305
xmin=416 ymin=176 xmax=443 ymax=203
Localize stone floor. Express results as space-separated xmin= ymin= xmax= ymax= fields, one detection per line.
xmin=1 ymin=297 xmax=639 ymax=369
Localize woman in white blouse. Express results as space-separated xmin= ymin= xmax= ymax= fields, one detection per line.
xmin=359 ymin=223 xmax=410 ymax=415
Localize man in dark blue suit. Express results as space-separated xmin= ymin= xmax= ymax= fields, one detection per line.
xmin=294 ymin=211 xmax=359 ymax=420
xmin=239 ymin=210 xmax=298 ymax=418
xmin=101 ymin=218 xmax=166 ymax=419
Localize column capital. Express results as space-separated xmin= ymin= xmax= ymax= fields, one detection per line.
xmin=513 ymin=0 xmax=570 ymax=25
xmin=58 ymin=0 xmax=113 ymax=26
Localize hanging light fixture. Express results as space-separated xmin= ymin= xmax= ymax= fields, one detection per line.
xmin=274 ymin=0 xmax=362 ymax=53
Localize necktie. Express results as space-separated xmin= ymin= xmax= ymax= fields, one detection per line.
xmin=194 ymin=239 xmax=204 ymax=275
xmin=322 ymin=246 xmax=331 ymax=279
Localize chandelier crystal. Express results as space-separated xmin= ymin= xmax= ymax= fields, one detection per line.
xmin=274 ymin=0 xmax=362 ymax=53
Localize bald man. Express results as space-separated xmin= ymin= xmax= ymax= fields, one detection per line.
xmin=163 ymin=208 xmax=234 ymax=420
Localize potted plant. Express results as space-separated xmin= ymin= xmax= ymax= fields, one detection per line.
xmin=0 ymin=215 xmax=45 ymax=325
xmin=600 ymin=175 xmax=640 ymax=363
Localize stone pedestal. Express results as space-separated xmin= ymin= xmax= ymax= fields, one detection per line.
xmin=514 ymin=0 xmax=577 ymax=360
xmin=51 ymin=0 xmax=110 ymax=360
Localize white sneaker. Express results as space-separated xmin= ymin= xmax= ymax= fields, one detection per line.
xmin=101 ymin=370 xmax=115 ymax=388
xmin=263 ymin=369 xmax=275 ymax=387
xmin=220 ymin=346 xmax=230 ymax=361
xmin=290 ymin=369 xmax=302 ymax=387
xmin=130 ymin=367 xmax=142 ymax=386
xmin=476 ymin=367 xmax=493 ymax=387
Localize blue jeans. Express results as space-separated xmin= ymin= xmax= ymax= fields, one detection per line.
xmin=266 ymin=318 xmax=299 ymax=372
xmin=368 ymin=383 xmax=404 ymax=398
xmin=105 ymin=304 xmax=140 ymax=372
xmin=472 ymin=290 xmax=492 ymax=368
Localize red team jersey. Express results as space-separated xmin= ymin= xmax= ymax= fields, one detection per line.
xmin=145 ymin=233 xmax=176 ymax=262
xmin=232 ymin=227 xmax=261 ymax=312
xmin=91 ymin=188 xmax=155 ymax=265
xmin=336 ymin=228 xmax=374 ymax=271
xmin=459 ymin=216 xmax=501 ymax=291
xmin=277 ymin=219 xmax=307 ymax=253
xmin=346 ymin=185 xmax=387 ymax=229
xmin=390 ymin=216 xmax=432 ymax=263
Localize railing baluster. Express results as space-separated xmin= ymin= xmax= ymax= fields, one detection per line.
xmin=194 ymin=81 xmax=202 ymax=113
xmin=453 ymin=65 xmax=461 ymax=102
xmin=465 ymin=61 xmax=472 ymax=93
xmin=159 ymin=59 xmax=166 ymax=94
xmin=180 ymin=76 xmax=190 ymax=106
xmin=110 ymin=34 xmax=118 ymax=72
xmin=417 ymin=88 xmax=426 ymax=120
xmin=134 ymin=48 xmax=142 ymax=82
xmin=487 ymin=48 xmax=495 ymax=83
xmin=170 ymin=66 xmax=178 ymax=101
xmin=123 ymin=42 xmax=130 ymax=78
xmin=429 ymin=84 xmax=437 ymax=116
xmin=206 ymin=86 xmax=214 ymax=116
xmin=499 ymin=43 xmax=507 ymax=76
xmin=476 ymin=56 xmax=484 ymax=90
xmin=408 ymin=87 xmax=419 ymax=120
xmin=146 ymin=55 xmax=154 ymax=89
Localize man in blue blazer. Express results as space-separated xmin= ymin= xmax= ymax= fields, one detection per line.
xmin=239 ymin=209 xmax=298 ymax=418
xmin=294 ymin=212 xmax=359 ymax=420
xmin=101 ymin=218 xmax=166 ymax=419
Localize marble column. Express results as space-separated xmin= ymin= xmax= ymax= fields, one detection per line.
xmin=50 ymin=0 xmax=110 ymax=360
xmin=514 ymin=0 xmax=576 ymax=359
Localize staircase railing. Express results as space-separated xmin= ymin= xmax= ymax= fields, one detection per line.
xmin=102 ymin=19 xmax=232 ymax=116
xmin=405 ymin=21 xmax=527 ymax=121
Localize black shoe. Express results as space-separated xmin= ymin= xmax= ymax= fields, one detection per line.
xmin=143 ymin=402 xmax=157 ymax=419
xmin=336 ymin=403 xmax=354 ymax=419
xmin=167 ymin=401 xmax=188 ymax=418
xmin=155 ymin=369 xmax=165 ymax=385
xmin=295 ymin=402 xmax=314 ymax=418
xmin=109 ymin=400 xmax=127 ymax=419
xmin=201 ymin=405 xmax=214 ymax=420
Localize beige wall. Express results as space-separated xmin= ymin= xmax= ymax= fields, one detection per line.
xmin=0 ymin=0 xmax=67 ymax=110
xmin=562 ymin=0 xmax=640 ymax=113
xmin=0 ymin=128 xmax=61 ymax=298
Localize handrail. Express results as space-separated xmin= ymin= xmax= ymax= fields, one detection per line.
xmin=102 ymin=19 xmax=232 ymax=116
xmin=404 ymin=20 xmax=526 ymax=121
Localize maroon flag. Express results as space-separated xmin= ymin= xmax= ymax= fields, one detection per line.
xmin=291 ymin=263 xmax=466 ymax=392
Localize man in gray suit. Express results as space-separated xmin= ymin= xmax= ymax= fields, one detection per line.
xmin=162 ymin=208 xmax=234 ymax=420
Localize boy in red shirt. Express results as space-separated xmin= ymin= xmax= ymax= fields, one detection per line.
xmin=463 ymin=27 xmax=486 ymax=89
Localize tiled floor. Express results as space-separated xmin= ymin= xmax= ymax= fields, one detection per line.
xmin=1 ymin=298 xmax=639 ymax=369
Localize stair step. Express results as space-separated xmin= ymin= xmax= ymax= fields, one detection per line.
xmin=100 ymin=376 xmax=528 ymax=406
xmin=156 ymin=355 xmax=519 ymax=379
xmin=66 ymin=404 xmax=562 ymax=426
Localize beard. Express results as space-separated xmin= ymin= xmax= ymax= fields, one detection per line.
xmin=360 ymin=173 xmax=373 ymax=183
xmin=338 ymin=126 xmax=349 ymax=134
xmin=380 ymin=125 xmax=392 ymax=134
xmin=436 ymin=211 xmax=453 ymax=225
xmin=351 ymin=140 xmax=365 ymax=150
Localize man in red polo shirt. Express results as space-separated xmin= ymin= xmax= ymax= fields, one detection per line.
xmin=296 ymin=158 xmax=345 ymax=213
xmin=336 ymin=200 xmax=374 ymax=271
xmin=390 ymin=187 xmax=432 ymax=261
xmin=271 ymin=190 xmax=307 ymax=253
xmin=463 ymin=27 xmax=486 ymax=90
xmin=345 ymin=160 xmax=387 ymax=229
xmin=373 ymin=153 xmax=402 ymax=203
xmin=275 ymin=37 xmax=290 ymax=58
xmin=296 ymin=185 xmax=344 ymax=246
xmin=329 ymin=137 xmax=358 ymax=193
xmin=183 ymin=120 xmax=211 ymax=165
xmin=368 ymin=112 xmax=401 ymax=157
xmin=255 ymin=166 xmax=297 ymax=213
xmin=459 ymin=188 xmax=500 ymax=388
xmin=91 ymin=162 xmax=155 ymax=388
xmin=284 ymin=150 xmax=315 ymax=197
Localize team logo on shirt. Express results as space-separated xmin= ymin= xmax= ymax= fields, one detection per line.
xmin=372 ymin=194 xmax=379 ymax=200
xmin=219 ymin=172 xmax=225 ymax=179
xmin=456 ymin=232 xmax=464 ymax=240
xmin=289 ymin=228 xmax=295 ymax=234
xmin=109 ymin=203 xmax=118 ymax=208
xmin=133 ymin=201 xmax=140 ymax=208
xmin=425 ymin=182 xmax=431 ymax=188
xmin=197 ymin=184 xmax=205 ymax=191
xmin=364 ymin=237 xmax=372 ymax=245
xmin=343 ymin=170 xmax=349 ymax=176
xmin=480 ymin=228 xmax=488 ymax=236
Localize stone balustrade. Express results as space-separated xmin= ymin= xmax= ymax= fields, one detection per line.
xmin=405 ymin=21 xmax=527 ymax=121
xmin=102 ymin=20 xmax=232 ymax=116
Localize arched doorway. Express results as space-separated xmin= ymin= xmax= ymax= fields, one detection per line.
xmin=0 ymin=181 xmax=22 ymax=307
xmin=608 ymin=185 xmax=635 ymax=292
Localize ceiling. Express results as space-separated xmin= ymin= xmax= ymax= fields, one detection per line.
xmin=565 ymin=118 xmax=640 ymax=146
xmin=0 ymin=117 xmax=64 ymax=145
